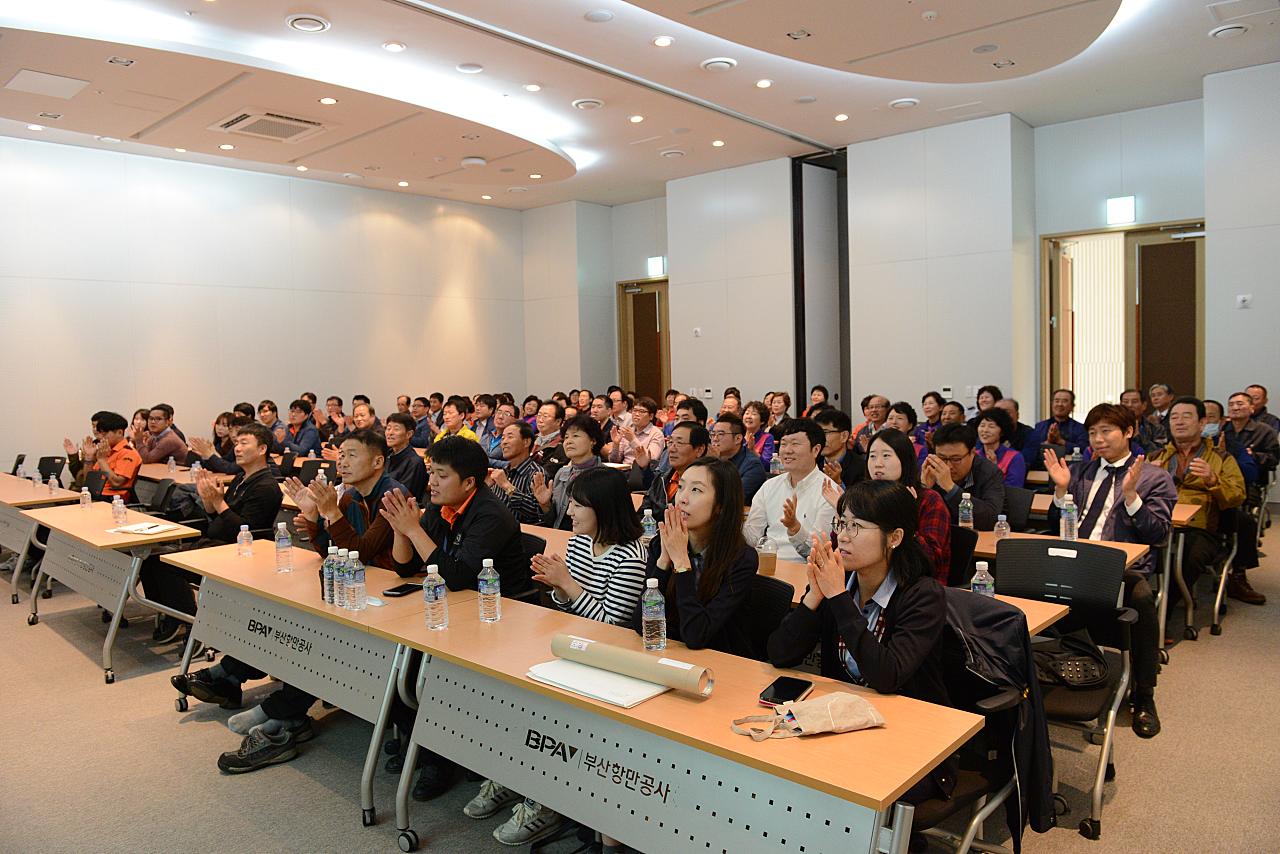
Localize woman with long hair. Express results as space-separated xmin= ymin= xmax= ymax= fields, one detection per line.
xmin=634 ymin=456 xmax=757 ymax=657
xmin=768 ymin=478 xmax=953 ymax=803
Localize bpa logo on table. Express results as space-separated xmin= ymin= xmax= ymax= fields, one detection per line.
xmin=525 ymin=728 xmax=579 ymax=763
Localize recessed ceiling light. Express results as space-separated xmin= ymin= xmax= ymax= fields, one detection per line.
xmin=700 ymin=57 xmax=738 ymax=72
xmin=755 ymin=79 xmax=773 ymax=89
xmin=889 ymin=98 xmax=919 ymax=110
xmin=786 ymin=29 xmax=811 ymax=40
xmin=481 ymin=194 xmax=493 ymax=200
xmin=174 ymin=148 xmax=186 ymax=153
xmin=98 ymin=136 xmax=121 ymax=143
xmin=992 ymin=59 xmax=1015 ymax=69
xmin=629 ymin=115 xmax=644 ymax=124
xmin=529 ymin=173 xmax=542 ymax=179
xmin=342 ymin=172 xmax=362 ymax=180
xmin=296 ymin=165 xmax=308 ymax=172
xmin=26 ymin=124 xmax=44 ymax=131
xmin=460 ymin=156 xmax=488 ymax=169
xmin=572 ymin=98 xmax=605 ymax=110
xmin=456 ymin=63 xmax=484 ymax=74
xmin=523 ymin=83 xmax=542 ymax=92
xmin=397 ymin=181 xmax=409 ymax=187
xmin=660 ymin=149 xmax=686 ymax=159
xmin=318 ymin=97 xmax=337 ymax=105
xmin=973 ymin=44 xmax=998 ymax=54
xmin=286 ymin=13 xmax=330 ymax=33
xmin=106 ymin=56 xmax=135 ymax=67
xmin=712 ymin=140 xmax=725 ymax=147
xmin=584 ymin=10 xmax=613 ymax=23
xmin=834 ymin=113 xmax=849 ymax=122
xmin=461 ymin=133 xmax=481 ymax=141
xmin=382 ymin=41 xmax=406 ymax=52
xmin=652 ymin=35 xmax=674 ymax=47
xmin=219 ymin=143 xmax=235 ymax=150
xmin=507 ymin=187 xmax=528 ymax=193
xmin=1209 ymin=24 xmax=1248 ymax=38
xmin=499 ymin=167 xmax=514 ymax=173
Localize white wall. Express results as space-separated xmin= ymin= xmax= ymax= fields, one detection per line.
xmin=521 ymin=202 xmax=581 ymax=395
xmin=611 ymin=197 xmax=667 ymax=284
xmin=1034 ymin=100 xmax=1204 ymax=237
xmin=847 ymin=114 xmax=1035 ymax=411
xmin=1204 ymin=62 xmax=1280 ymax=396
xmin=666 ymin=158 xmax=794 ymax=407
xmin=801 ymin=164 xmax=842 ymax=407
xmin=0 ymin=136 xmax=527 ymax=468
xmin=576 ymin=202 xmax=615 ymax=392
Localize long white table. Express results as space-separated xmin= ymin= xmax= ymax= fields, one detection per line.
xmin=0 ymin=472 xmax=80 ymax=604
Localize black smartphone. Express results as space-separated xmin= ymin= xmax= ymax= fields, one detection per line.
xmin=759 ymin=676 xmax=815 ymax=708
xmin=382 ymin=582 xmax=424 ymax=598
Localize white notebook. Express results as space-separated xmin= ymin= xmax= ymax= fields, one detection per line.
xmin=527 ymin=659 xmax=669 ymax=709
xmin=108 ymin=522 xmax=179 ymax=535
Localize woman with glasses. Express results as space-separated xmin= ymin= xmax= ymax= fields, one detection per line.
xmin=767 ymin=478 xmax=953 ymax=803
xmin=634 ymin=456 xmax=757 ymax=657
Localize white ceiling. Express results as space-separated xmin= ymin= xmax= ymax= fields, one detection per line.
xmin=0 ymin=0 xmax=1276 ymax=210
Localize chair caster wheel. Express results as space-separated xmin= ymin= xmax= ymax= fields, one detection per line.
xmin=361 ymin=807 xmax=375 ymax=827
xmin=104 ymin=670 xmax=115 ymax=684
xmin=1079 ymin=818 xmax=1101 ymax=840
xmin=175 ymin=697 xmax=188 ymax=712
xmin=1158 ymin=649 xmax=1169 ymax=664
xmin=1053 ymin=794 xmax=1069 ymax=817
xmin=41 ymin=588 xmax=52 ymax=599
xmin=1105 ymin=762 xmax=1116 ymax=782
xmin=11 ymin=593 xmax=18 ymax=604
xmin=1210 ymin=624 xmax=1222 ymax=636
xmin=1184 ymin=626 xmax=1198 ymax=641
xmin=1085 ymin=730 xmax=1105 ymax=746
xmin=27 ymin=613 xmax=38 ymax=626
xmin=101 ymin=610 xmax=112 ymax=624
xmin=398 ymin=830 xmax=419 ymax=852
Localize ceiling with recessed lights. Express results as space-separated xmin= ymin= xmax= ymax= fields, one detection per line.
xmin=0 ymin=0 xmax=1276 ymax=210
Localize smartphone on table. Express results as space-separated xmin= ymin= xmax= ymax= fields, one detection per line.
xmin=382 ymin=582 xmax=424 ymax=598
xmin=759 ymin=676 xmax=815 ymax=708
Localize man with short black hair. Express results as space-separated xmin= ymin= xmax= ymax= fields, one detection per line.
xmin=84 ymin=411 xmax=142 ymax=498
xmin=489 ymin=420 xmax=543 ymax=524
xmin=1223 ymin=391 xmax=1279 ymax=472
xmin=257 ymin=400 xmax=284 ymax=434
xmin=640 ymin=422 xmax=708 ymax=517
xmin=533 ymin=401 xmax=566 ymax=471
xmin=852 ymin=395 xmax=888 ymax=451
xmin=473 ymin=394 xmax=498 ymax=445
xmin=709 ymin=412 xmax=766 ymax=503
xmin=607 ymin=387 xmax=632 ymax=430
xmin=435 ymin=398 xmax=479 ymax=443
xmin=812 ymin=408 xmax=862 ymax=490
xmin=352 ymin=402 xmax=381 ymax=433
xmin=409 ymin=396 xmax=437 ymax=448
xmin=1120 ymin=388 xmax=1167 ymax=454
xmin=318 ymin=396 xmax=349 ymax=445
xmin=1246 ymin=384 xmax=1280 ymax=433
xmin=136 ymin=404 xmax=188 ymax=464
xmin=923 ymin=423 xmax=1006 ymax=530
xmin=744 ymin=419 xmax=837 ymax=561
xmin=1023 ymin=388 xmax=1087 ymax=470
xmin=485 ymin=401 xmax=519 ymax=468
xmin=384 ymin=412 xmax=427 ymax=501
xmin=428 ymin=392 xmax=445 ymax=427
xmin=279 ymin=399 xmax=321 ymax=457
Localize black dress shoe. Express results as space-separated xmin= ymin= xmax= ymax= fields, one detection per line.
xmin=412 ymin=758 xmax=458 ymax=801
xmin=172 ymin=668 xmax=242 ymax=709
xmin=1132 ymin=695 xmax=1161 ymax=738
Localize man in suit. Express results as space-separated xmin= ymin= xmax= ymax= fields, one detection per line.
xmin=1045 ymin=403 xmax=1175 ymax=738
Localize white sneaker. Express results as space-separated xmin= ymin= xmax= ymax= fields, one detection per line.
xmin=463 ymin=779 xmax=520 ymax=819
xmin=493 ymin=798 xmax=561 ymax=846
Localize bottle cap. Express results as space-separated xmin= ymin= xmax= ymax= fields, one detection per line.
xmin=975 ymin=561 xmax=989 ymax=573
xmin=482 ymin=558 xmax=494 ymax=567
xmin=349 ymin=551 xmax=359 ymax=560
xmin=962 ymin=492 xmax=971 ymax=499
xmin=338 ymin=548 xmax=348 ymax=557
xmin=240 ymin=524 xmax=249 ymax=530
xmin=646 ymin=578 xmax=659 ymax=588
xmin=997 ymin=514 xmax=1007 ymax=521
xmin=1064 ymin=493 xmax=1073 ymax=502
xmin=328 ymin=546 xmax=338 ymax=555
xmin=427 ymin=564 xmax=439 ymax=575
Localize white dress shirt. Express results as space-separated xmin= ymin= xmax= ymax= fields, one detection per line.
xmin=743 ymin=465 xmax=837 ymax=561
xmin=1054 ymin=452 xmax=1143 ymax=541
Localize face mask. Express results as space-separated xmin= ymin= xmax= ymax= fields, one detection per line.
xmin=1202 ymin=423 xmax=1220 ymax=439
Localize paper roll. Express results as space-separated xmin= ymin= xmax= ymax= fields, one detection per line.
xmin=550 ymin=633 xmax=714 ymax=697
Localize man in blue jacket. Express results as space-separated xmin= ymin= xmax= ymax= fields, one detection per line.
xmin=1024 ymin=388 xmax=1088 ymax=470
xmin=278 ymin=398 xmax=321 ymax=457
xmin=1045 ymin=402 xmax=1175 ymax=738
xmin=709 ymin=412 xmax=766 ymax=503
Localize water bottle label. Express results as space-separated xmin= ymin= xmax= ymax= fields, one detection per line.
xmin=479 ymin=579 xmax=500 ymax=594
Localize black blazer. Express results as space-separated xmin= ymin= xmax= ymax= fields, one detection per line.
xmin=201 ymin=467 xmax=283 ymax=546
xmin=631 ymin=537 xmax=757 ymax=658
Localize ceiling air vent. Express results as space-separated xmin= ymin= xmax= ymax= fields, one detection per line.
xmin=210 ymin=109 xmax=327 ymax=143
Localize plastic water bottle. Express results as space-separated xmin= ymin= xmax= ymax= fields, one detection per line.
xmin=274 ymin=522 xmax=292 ymax=572
xmin=236 ymin=525 xmax=253 ymax=557
xmin=642 ymin=578 xmax=667 ymax=651
xmin=315 ymin=469 xmax=328 ymax=487
xmin=167 ymin=455 xmax=177 ymax=475
xmin=345 ymin=550 xmax=366 ymax=611
xmin=16 ymin=464 xmax=26 ymax=480
xmin=958 ymin=492 xmax=974 ymax=529
xmin=1060 ymin=494 xmax=1079 ymax=541
xmin=478 ymin=558 xmax=501 ymax=623
xmin=79 ymin=487 xmax=91 ymax=509
xmin=769 ymin=454 xmax=784 ymax=475
xmin=190 ymin=460 xmax=202 ymax=478
xmin=47 ymin=474 xmax=57 ymax=493
xmin=994 ymin=514 xmax=1011 ymax=540
xmin=308 ymin=449 xmax=317 ymax=459
xmin=334 ymin=549 xmax=349 ymax=608
xmin=424 ymin=564 xmax=449 ymax=630
xmin=111 ymin=495 xmax=127 ymax=524
xmin=30 ymin=472 xmax=40 ymax=488
xmin=640 ymin=509 xmax=658 ymax=548
xmin=322 ymin=546 xmax=338 ymax=604
xmin=970 ymin=561 xmax=996 ymax=597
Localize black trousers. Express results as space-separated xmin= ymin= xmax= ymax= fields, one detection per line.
xmin=139 ymin=554 xmax=198 ymax=616
xmin=1169 ymin=527 xmax=1222 ymax=607
xmin=1123 ymin=571 xmax=1158 ymax=692
xmin=220 ymin=656 xmax=317 ymax=720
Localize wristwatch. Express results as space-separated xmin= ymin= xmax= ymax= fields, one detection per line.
xmin=671 ymin=563 xmax=692 ymax=575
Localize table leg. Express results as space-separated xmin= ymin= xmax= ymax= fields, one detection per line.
xmin=1156 ymin=531 xmax=1173 ymax=661
xmin=360 ymin=644 xmax=406 ymax=827
xmin=1171 ymin=532 xmax=1194 ymax=639
xmin=99 ymin=554 xmax=144 ymax=683
xmin=9 ymin=520 xmax=39 ymax=604
xmin=26 ymin=563 xmax=46 ymax=625
xmin=395 ymin=654 xmax=433 ymax=849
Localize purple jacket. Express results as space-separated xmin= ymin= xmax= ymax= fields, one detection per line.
xmin=1059 ymin=456 xmax=1176 ymax=575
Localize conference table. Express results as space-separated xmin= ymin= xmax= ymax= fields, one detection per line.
xmin=1028 ymin=493 xmax=1206 ymax=526
xmin=162 ymin=541 xmax=474 ymax=825
xmin=22 ymin=501 xmax=200 ymax=683
xmin=0 ymin=472 xmax=81 ymax=603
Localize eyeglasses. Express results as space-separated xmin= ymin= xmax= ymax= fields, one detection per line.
xmin=667 ymin=438 xmax=692 ymax=448
xmin=709 ymin=430 xmax=741 ymax=440
xmin=831 ymin=519 xmax=870 ymax=539
xmin=935 ymin=453 xmax=969 ymax=464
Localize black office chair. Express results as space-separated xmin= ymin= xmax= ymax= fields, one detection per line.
xmin=514 ymin=531 xmax=549 ymax=605
xmin=277 ymin=451 xmax=296 ymax=481
xmin=297 ymin=459 xmax=336 ymax=486
xmin=1003 ymin=486 xmax=1034 ymax=533
xmin=127 ymin=478 xmax=177 ymax=516
xmin=994 ymin=538 xmax=1132 ymax=841
xmin=36 ymin=456 xmax=67 ymax=483
xmin=744 ymin=574 xmax=794 ymax=662
xmin=948 ymin=525 xmax=979 ymax=588
xmin=83 ymin=470 xmax=108 ymax=501
xmin=10 ymin=454 xmax=25 ymax=476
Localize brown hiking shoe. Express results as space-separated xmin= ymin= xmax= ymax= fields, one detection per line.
xmin=1227 ymin=572 xmax=1266 ymax=606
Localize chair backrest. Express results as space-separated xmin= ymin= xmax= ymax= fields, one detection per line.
xmin=745 ymin=574 xmax=795 ymax=661
xmin=1004 ymin=486 xmax=1034 ymax=532
xmin=148 ymin=478 xmax=178 ymax=513
xmin=948 ymin=525 xmax=979 ymax=587
xmin=515 ymin=531 xmax=549 ymax=604
xmin=84 ymin=470 xmax=108 ymax=501
xmin=279 ymin=451 xmax=297 ymax=476
xmin=10 ymin=453 xmax=26 ymax=475
xmin=993 ymin=538 xmax=1125 ymax=611
xmin=36 ymin=456 xmax=67 ymax=480
xmin=297 ymin=459 xmax=336 ymax=486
